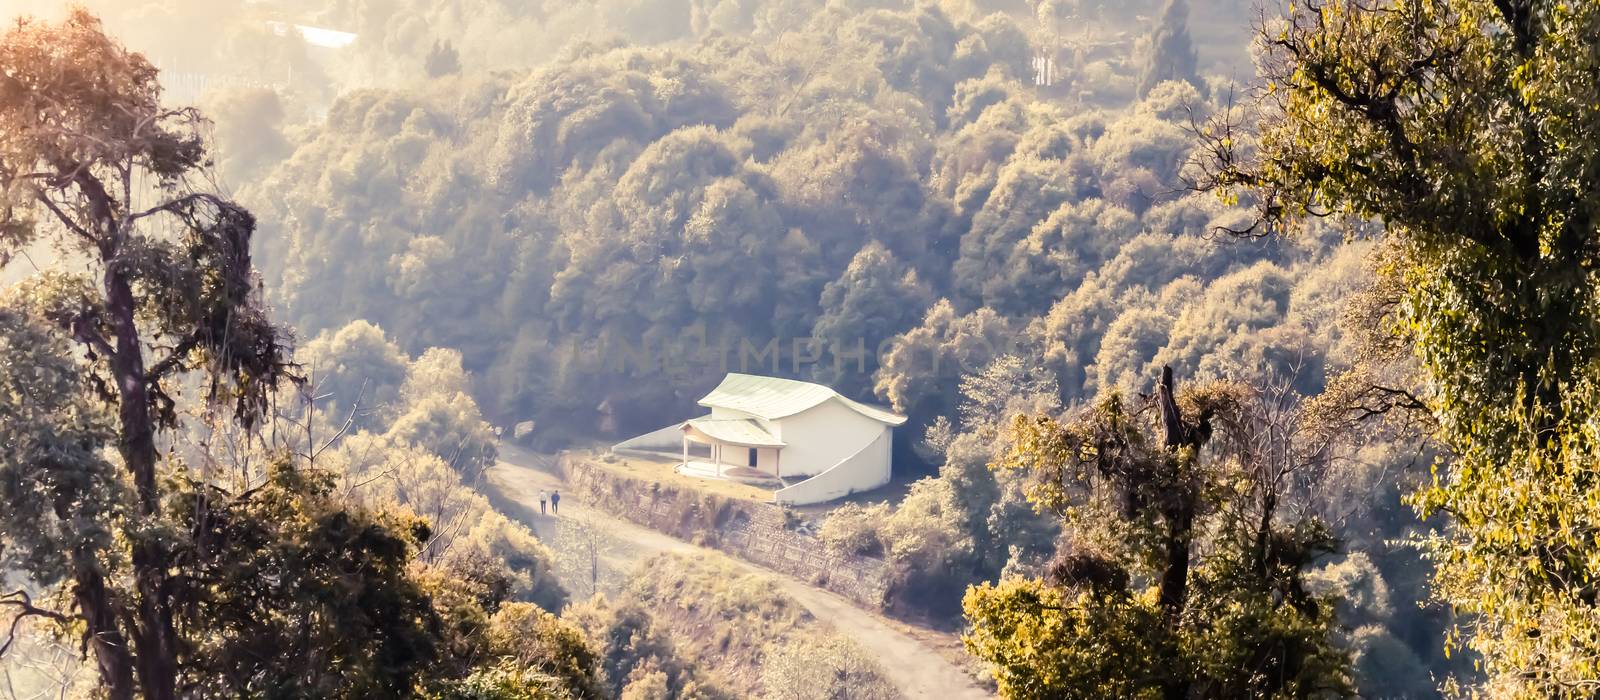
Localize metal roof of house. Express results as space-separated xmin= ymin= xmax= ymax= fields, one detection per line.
xmin=683 ymin=417 xmax=786 ymax=447
xmin=696 ymin=373 xmax=907 ymax=426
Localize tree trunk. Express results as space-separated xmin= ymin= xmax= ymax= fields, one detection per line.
xmin=105 ymin=247 xmax=179 ymax=700
xmin=1155 ymin=366 xmax=1195 ymax=700
xmin=1155 ymin=366 xmax=1194 ymax=628
xmin=130 ymin=542 xmax=178 ymax=700
xmin=74 ymin=559 xmax=136 ymax=700
xmin=1158 ymin=503 xmax=1194 ymax=700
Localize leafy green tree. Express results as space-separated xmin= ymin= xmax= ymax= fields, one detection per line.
xmin=301 ymin=322 xmax=500 ymax=472
xmin=562 ymin=600 xmax=728 ymax=699
xmin=1088 ymin=306 xmax=1175 ymax=395
xmin=1091 ymin=106 xmax=1195 ymax=184
xmin=424 ymin=664 xmax=573 ymax=700
xmin=299 ymin=319 xmax=412 ymax=428
xmin=989 ymin=197 xmax=1139 ymax=315
xmin=485 ymin=603 xmax=607 ymax=700
xmin=964 ymin=369 xmax=1350 ymax=698
xmin=947 ymin=67 xmax=1021 ymax=129
xmin=426 ymin=39 xmax=462 ymax=78
xmin=874 ymin=299 xmax=1015 ymax=429
xmin=329 ymin=433 xmax=566 ymax=611
xmin=168 ymin=463 xmax=445 ymax=698
xmin=1198 ymin=0 xmax=1600 ymax=691
xmin=0 ymin=12 xmax=296 ymax=698
xmin=0 ymin=14 xmax=580 ymax=700
xmin=809 ymin=241 xmax=932 ymax=396
xmin=423 ymin=603 xmax=607 ymax=700
xmin=964 ymin=576 xmax=1167 ymax=698
xmin=204 ymin=87 xmax=292 ymax=187
xmin=824 ymin=356 xmax=1060 ymax=618
xmin=405 ymin=347 xmax=478 ymax=404
xmin=1150 ymin=262 xmax=1294 ymax=379
xmin=386 ymin=391 xmax=500 ymax=474
xmin=0 ymin=293 xmax=124 ymax=668
xmin=954 ymin=152 xmax=1096 ymax=312
xmin=490 ymin=53 xmax=736 ymax=194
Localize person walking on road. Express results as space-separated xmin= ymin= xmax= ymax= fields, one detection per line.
xmin=550 ymin=490 xmax=561 ymax=515
xmin=538 ymin=490 xmax=548 ymax=515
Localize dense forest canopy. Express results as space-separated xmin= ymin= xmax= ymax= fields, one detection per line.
xmin=224 ymin=1 xmax=1446 ymax=694
xmin=210 ymin=0 xmax=1333 ymax=447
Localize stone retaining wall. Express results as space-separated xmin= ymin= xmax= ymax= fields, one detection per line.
xmin=562 ymin=455 xmax=893 ymax=608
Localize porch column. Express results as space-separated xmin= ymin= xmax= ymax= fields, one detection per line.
xmin=682 ymin=431 xmax=689 ymax=467
xmin=714 ymin=443 xmax=723 ymax=477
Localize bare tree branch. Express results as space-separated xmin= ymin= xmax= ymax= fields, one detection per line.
xmin=126 ymin=191 xmax=230 ymax=225
xmin=0 ymin=591 xmax=72 ymax=659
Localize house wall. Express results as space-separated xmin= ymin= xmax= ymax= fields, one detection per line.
xmin=612 ymin=421 xmax=688 ymax=462
xmin=705 ymin=442 xmax=779 ymax=474
xmin=771 ymin=398 xmax=889 ymax=478
xmin=775 ymin=429 xmax=893 ymax=505
xmin=756 ymin=446 xmax=780 ymax=474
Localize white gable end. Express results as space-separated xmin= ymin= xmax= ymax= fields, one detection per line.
xmin=772 ymin=397 xmax=889 ymax=478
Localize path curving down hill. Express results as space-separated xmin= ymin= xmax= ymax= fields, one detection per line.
xmin=482 ymin=444 xmax=994 ymax=700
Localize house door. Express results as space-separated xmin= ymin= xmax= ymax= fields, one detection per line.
xmin=747 ymin=447 xmax=758 ymax=468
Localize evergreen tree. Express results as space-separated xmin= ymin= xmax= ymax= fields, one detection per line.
xmin=425 ymin=39 xmax=461 ymax=78
xmin=1137 ymin=0 xmax=1202 ymax=99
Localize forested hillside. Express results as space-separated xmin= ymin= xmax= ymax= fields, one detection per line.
xmin=241 ymin=2 xmax=1313 ymax=437
xmin=214 ymin=0 xmax=1452 ymax=694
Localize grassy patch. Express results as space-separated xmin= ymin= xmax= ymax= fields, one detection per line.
xmin=610 ymin=552 xmax=899 ymax=698
xmin=614 ymin=552 xmax=813 ymax=694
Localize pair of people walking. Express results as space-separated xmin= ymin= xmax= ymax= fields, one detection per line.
xmin=538 ymin=489 xmax=561 ymax=515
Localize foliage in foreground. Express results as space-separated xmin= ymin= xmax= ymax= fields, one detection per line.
xmin=0 ymin=10 xmax=294 ymax=698
xmin=1200 ymin=0 xmax=1600 ymax=692
xmin=760 ymin=632 xmax=901 ymax=700
xmin=0 ymin=12 xmax=588 ymax=700
xmin=963 ymin=369 xmax=1350 ymax=698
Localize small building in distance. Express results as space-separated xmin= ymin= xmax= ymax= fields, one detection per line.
xmin=612 ymin=373 xmax=906 ymax=506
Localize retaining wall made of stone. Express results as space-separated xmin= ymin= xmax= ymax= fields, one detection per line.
xmin=561 ymin=454 xmax=893 ymax=608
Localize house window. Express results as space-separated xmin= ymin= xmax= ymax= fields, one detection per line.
xmin=748 ymin=448 xmax=759 ymax=467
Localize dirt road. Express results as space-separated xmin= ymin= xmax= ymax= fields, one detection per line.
xmin=482 ymin=444 xmax=993 ymax=700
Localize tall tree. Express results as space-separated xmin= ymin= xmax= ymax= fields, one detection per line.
xmin=0 ymin=11 xmax=289 ymax=699
xmin=1195 ymin=0 xmax=1600 ymax=692
xmin=1137 ymin=0 xmax=1202 ymax=99
xmin=425 ymin=39 xmax=462 ymax=78
xmin=0 ymin=11 xmax=577 ymax=684
xmin=963 ymin=368 xmax=1349 ymax=698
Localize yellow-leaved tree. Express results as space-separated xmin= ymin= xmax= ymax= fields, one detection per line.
xmin=1193 ymin=0 xmax=1600 ymax=693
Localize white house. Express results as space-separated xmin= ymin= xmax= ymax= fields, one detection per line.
xmin=612 ymin=373 xmax=906 ymax=505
